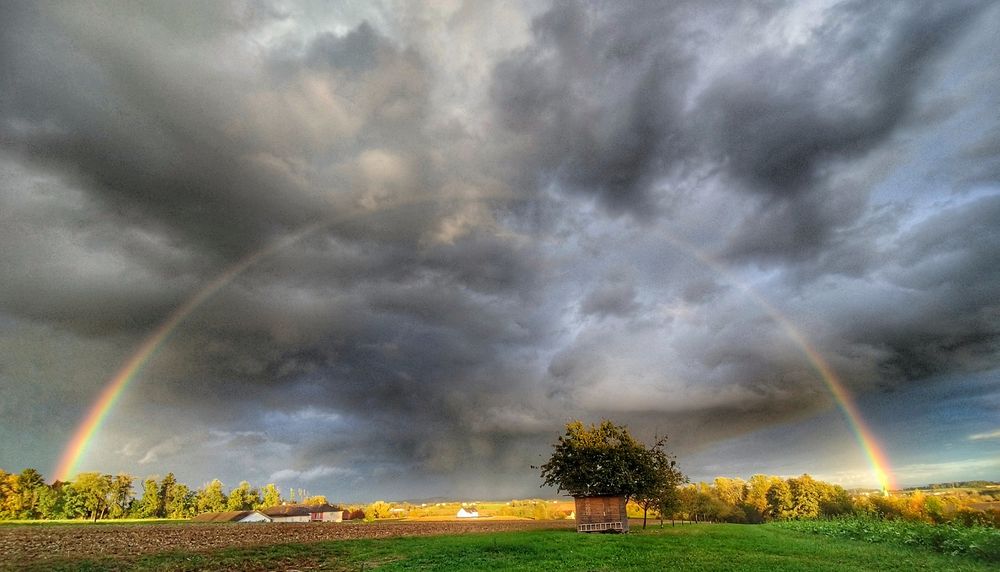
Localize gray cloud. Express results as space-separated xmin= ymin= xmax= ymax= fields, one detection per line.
xmin=0 ymin=1 xmax=998 ymax=496
xmin=579 ymin=278 xmax=640 ymax=319
xmin=491 ymin=1 xmax=696 ymax=216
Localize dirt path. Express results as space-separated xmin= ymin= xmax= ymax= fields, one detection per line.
xmin=0 ymin=519 xmax=575 ymax=567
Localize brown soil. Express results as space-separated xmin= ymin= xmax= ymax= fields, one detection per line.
xmin=0 ymin=519 xmax=575 ymax=568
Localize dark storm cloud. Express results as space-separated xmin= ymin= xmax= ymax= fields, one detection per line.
xmin=0 ymin=3 xmax=326 ymax=258
xmin=487 ymin=0 xmax=998 ymax=457
xmin=703 ymin=0 xmax=987 ymax=261
xmin=1 ymin=1 xmax=999 ymax=494
xmin=0 ymin=1 xmax=551 ymax=484
xmin=700 ymin=1 xmax=982 ymax=196
xmin=492 ymin=0 xmax=988 ymax=255
xmin=849 ymin=194 xmax=1000 ymax=381
xmin=579 ymin=277 xmax=640 ymax=319
xmin=304 ymin=22 xmax=380 ymax=74
xmin=491 ymin=1 xmax=696 ymax=215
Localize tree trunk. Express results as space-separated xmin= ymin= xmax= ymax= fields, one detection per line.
xmin=642 ymin=505 xmax=648 ymax=529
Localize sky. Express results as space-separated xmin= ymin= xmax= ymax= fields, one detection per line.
xmin=1 ymin=0 xmax=998 ymax=502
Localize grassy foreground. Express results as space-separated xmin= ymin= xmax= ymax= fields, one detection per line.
xmin=24 ymin=523 xmax=998 ymax=572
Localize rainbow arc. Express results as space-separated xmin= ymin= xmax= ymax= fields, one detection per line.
xmin=54 ymin=219 xmax=896 ymax=492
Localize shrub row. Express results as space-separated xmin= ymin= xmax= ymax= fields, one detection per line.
xmin=777 ymin=515 xmax=1000 ymax=562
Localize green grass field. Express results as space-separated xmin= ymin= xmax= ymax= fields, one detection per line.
xmin=25 ymin=523 xmax=998 ymax=571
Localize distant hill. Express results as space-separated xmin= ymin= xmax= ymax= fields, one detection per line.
xmin=904 ymin=480 xmax=1000 ymax=491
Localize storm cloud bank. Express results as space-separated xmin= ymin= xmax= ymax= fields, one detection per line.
xmin=1 ymin=0 xmax=998 ymax=496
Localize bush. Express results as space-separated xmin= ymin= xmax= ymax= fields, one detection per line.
xmin=777 ymin=515 xmax=1000 ymax=562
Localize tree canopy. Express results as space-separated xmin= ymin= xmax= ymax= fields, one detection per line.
xmin=539 ymin=420 xmax=682 ymax=506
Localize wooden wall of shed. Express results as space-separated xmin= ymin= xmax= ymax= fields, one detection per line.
xmin=574 ymin=496 xmax=628 ymax=529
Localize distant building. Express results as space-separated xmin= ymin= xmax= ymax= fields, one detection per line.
xmin=456 ymin=507 xmax=479 ymax=518
xmin=262 ymin=503 xmax=345 ymax=522
xmin=191 ymin=510 xmax=272 ymax=523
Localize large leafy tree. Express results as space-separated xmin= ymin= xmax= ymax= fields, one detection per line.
xmin=226 ymin=481 xmax=260 ymax=511
xmin=788 ymin=474 xmax=820 ymax=519
xmin=259 ymin=483 xmax=282 ymax=509
xmin=766 ymin=479 xmax=794 ymax=520
xmin=158 ymin=473 xmax=178 ymax=518
xmin=72 ymin=472 xmax=113 ymax=520
xmin=35 ymin=483 xmax=63 ymax=519
xmin=301 ymin=495 xmax=328 ymax=505
xmin=59 ymin=481 xmax=88 ymax=518
xmin=539 ymin=420 xmax=681 ymax=512
xmin=137 ymin=478 xmax=161 ymax=518
xmin=197 ymin=479 xmax=227 ymax=513
xmin=631 ymin=436 xmax=686 ymax=528
xmin=165 ymin=483 xmax=195 ymax=518
xmin=0 ymin=470 xmax=20 ymax=518
xmin=365 ymin=500 xmax=393 ymax=520
xmin=108 ymin=473 xmax=134 ymax=519
xmin=16 ymin=468 xmax=46 ymax=519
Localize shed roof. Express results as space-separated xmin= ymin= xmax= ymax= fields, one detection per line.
xmin=191 ymin=510 xmax=260 ymax=522
xmin=262 ymin=503 xmax=341 ymax=517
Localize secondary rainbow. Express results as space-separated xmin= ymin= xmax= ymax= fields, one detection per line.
xmin=54 ymin=219 xmax=897 ymax=492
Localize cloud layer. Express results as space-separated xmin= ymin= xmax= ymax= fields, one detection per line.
xmin=1 ymin=0 xmax=998 ymax=496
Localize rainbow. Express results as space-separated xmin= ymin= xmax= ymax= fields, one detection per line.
xmin=52 ymin=222 xmax=324 ymax=482
xmin=760 ymin=307 xmax=896 ymax=492
xmin=53 ymin=191 xmax=489 ymax=481
xmin=655 ymin=230 xmax=897 ymax=492
xmin=54 ymin=218 xmax=897 ymax=492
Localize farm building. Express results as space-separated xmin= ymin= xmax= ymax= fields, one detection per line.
xmin=191 ymin=510 xmax=272 ymax=523
xmin=573 ymin=495 xmax=628 ymax=533
xmin=456 ymin=507 xmax=479 ymax=518
xmin=261 ymin=503 xmax=345 ymax=522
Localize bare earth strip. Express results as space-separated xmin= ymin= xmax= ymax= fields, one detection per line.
xmin=0 ymin=520 xmax=576 ymax=567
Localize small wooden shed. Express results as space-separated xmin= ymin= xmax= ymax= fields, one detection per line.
xmin=573 ymin=495 xmax=629 ymax=533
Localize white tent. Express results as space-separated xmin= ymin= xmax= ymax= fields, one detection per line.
xmin=456 ymin=507 xmax=479 ymax=518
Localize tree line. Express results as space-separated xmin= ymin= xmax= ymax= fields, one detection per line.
xmin=651 ymin=475 xmax=999 ymax=527
xmin=539 ymin=420 xmax=999 ymax=529
xmin=0 ymin=468 xmax=330 ymax=521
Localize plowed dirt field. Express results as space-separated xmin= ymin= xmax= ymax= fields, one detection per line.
xmin=0 ymin=519 xmax=575 ymax=568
